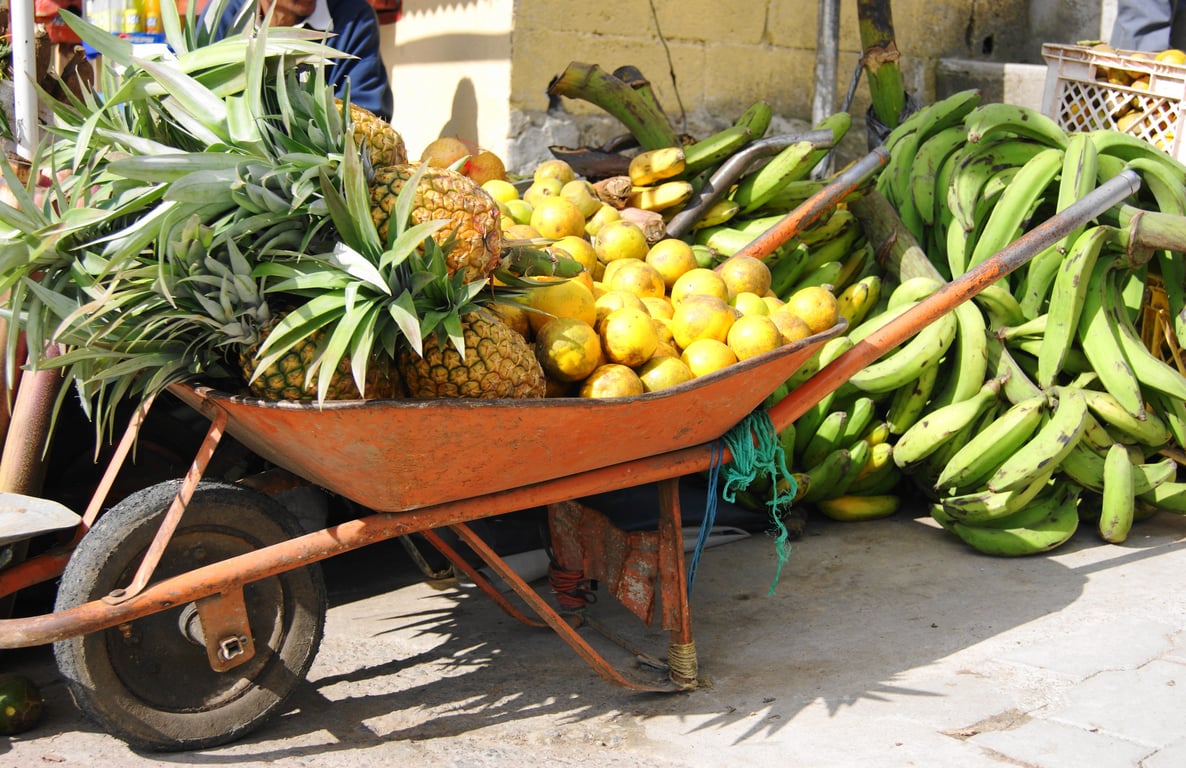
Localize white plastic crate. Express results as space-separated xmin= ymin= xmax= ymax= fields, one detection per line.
xmin=1041 ymin=42 xmax=1186 ymax=161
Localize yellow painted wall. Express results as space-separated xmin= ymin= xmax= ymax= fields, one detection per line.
xmin=383 ymin=0 xmax=514 ymax=160
xmin=383 ymin=1 xmax=1101 ymax=170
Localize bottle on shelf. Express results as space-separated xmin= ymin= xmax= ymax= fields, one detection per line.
xmin=121 ymin=0 xmax=143 ymax=35
xmin=143 ymin=0 xmax=162 ymax=35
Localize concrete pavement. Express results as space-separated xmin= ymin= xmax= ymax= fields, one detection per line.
xmin=3 ymin=497 xmax=1186 ymax=767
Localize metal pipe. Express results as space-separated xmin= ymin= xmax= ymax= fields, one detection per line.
xmin=811 ymin=0 xmax=841 ymax=138
xmin=9 ymin=0 xmax=39 ymax=158
xmin=0 ymin=349 xmax=62 ymax=495
xmin=664 ymin=129 xmax=836 ymax=239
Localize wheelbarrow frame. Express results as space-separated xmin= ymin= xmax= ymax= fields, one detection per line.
xmin=0 ymin=156 xmax=1142 ymax=736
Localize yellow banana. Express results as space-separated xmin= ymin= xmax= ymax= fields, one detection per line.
xmin=815 ymin=494 xmax=901 ymax=522
xmin=836 ymin=275 xmax=882 ymax=328
xmin=628 ymin=146 xmax=686 ymax=186
xmin=628 ymin=180 xmax=695 ymax=212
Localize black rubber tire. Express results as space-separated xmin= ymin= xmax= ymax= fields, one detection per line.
xmin=53 ymin=480 xmax=326 ymax=752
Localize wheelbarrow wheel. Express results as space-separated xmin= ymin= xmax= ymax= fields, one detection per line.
xmin=52 ymin=480 xmax=326 ymax=751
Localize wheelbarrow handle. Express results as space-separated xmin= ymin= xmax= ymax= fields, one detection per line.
xmin=729 ymin=146 xmax=891 ymax=262
xmin=768 ymin=168 xmax=1144 ymax=433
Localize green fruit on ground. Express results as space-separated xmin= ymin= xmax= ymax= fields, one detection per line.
xmin=0 ymin=673 xmax=44 ymax=735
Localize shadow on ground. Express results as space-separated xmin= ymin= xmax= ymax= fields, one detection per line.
xmin=7 ymin=492 xmax=1186 ymax=765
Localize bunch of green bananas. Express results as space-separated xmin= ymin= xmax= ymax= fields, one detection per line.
xmin=685 ymin=114 xmax=877 ymax=299
xmin=593 ymin=94 xmax=876 ymax=288
xmin=867 ymin=94 xmax=1186 ymax=555
xmin=723 ymin=276 xmax=902 ymax=523
xmin=693 ymin=203 xmax=876 ymax=302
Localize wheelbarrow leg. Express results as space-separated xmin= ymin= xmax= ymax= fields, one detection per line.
xmin=417 ymin=528 xmax=545 ymax=628
xmin=448 ymin=520 xmax=681 ymax=692
xmin=656 ymin=477 xmax=697 ymax=687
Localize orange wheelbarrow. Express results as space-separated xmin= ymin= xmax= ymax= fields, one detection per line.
xmin=0 ymin=152 xmax=1141 ymax=751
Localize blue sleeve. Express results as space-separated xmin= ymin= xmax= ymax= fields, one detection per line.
xmin=203 ymin=0 xmax=393 ymax=122
xmin=326 ymin=0 xmax=394 ymax=121
xmin=204 ymin=0 xmax=248 ymax=40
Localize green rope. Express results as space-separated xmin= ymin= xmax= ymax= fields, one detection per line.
xmin=697 ymin=409 xmax=798 ymax=596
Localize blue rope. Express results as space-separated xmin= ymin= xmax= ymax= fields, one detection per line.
xmin=687 ymin=440 xmax=723 ymax=594
xmin=687 ymin=409 xmax=798 ymax=596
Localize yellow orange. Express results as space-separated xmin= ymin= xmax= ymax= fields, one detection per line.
xmin=488 ymin=300 xmax=531 ymax=339
xmin=783 ymin=285 xmax=840 ymax=334
xmin=670 ymin=294 xmax=737 ymax=349
xmin=550 ymin=235 xmax=598 ymax=273
xmin=560 ymin=179 xmax=603 ymax=218
xmin=530 ymin=196 xmax=588 ymax=239
xmin=680 ymin=338 xmax=738 ymax=377
xmin=585 ymin=204 xmax=621 ymax=238
xmin=534 ymin=317 xmax=602 ymax=382
xmin=669 ymin=267 xmax=730 ymax=305
xmin=594 ymin=220 xmax=649 ymax=263
xmin=503 ymin=199 xmax=534 ymax=226
xmin=570 ymin=267 xmax=596 ymax=294
xmin=640 ymin=295 xmax=674 ymax=320
xmin=652 ymin=316 xmax=675 ymax=346
xmin=594 ymin=290 xmax=648 ymax=328
xmin=600 ymin=256 xmax=642 ymax=289
xmin=503 ymin=222 xmax=541 ymax=241
xmin=579 ymin=363 xmax=645 ymax=398
xmin=599 ymin=307 xmax=660 ymax=368
xmin=526 ymin=277 xmax=597 ymax=333
xmin=533 ymin=158 xmax=576 ymax=185
xmin=769 ymin=308 xmax=814 ymax=344
xmin=645 ymin=238 xmax=699 ymax=290
xmin=638 ymin=355 xmax=695 ymax=392
xmin=715 ymin=254 xmax=772 ymax=299
xmin=481 ymin=178 xmax=519 ymax=204
xmin=732 ymin=291 xmax=770 ymax=317
xmin=652 ymin=339 xmax=681 ymax=359
xmin=726 ymin=314 xmax=784 ymax=361
xmin=523 ymin=177 xmax=563 ymax=209
xmin=608 ymin=260 xmax=667 ymax=300
xmin=1156 ymin=48 xmax=1186 ymax=64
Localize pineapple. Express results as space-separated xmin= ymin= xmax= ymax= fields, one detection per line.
xmin=0 ymin=1 xmax=564 ymax=439
xmin=239 ymin=314 xmax=404 ymax=401
xmin=341 ymin=100 xmax=408 ymax=168
xmin=398 ymin=309 xmax=545 ymax=399
xmin=370 ymin=163 xmax=503 ymax=283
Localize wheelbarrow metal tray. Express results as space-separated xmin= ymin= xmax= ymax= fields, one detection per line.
xmin=170 ymin=323 xmax=843 ymax=513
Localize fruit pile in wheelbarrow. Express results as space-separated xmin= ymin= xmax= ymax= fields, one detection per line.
xmin=0 ymin=20 xmax=869 ymax=447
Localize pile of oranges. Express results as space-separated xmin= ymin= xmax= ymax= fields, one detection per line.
xmin=484 ymin=159 xmax=839 ymax=399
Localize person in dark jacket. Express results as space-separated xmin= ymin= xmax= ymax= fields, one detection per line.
xmin=1112 ymin=0 xmax=1186 ymax=51
xmin=207 ymin=0 xmax=393 ymax=121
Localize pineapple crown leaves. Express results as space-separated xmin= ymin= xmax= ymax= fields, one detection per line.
xmin=243 ymin=161 xmax=447 ymax=401
xmin=58 ymin=7 xmax=343 ymax=155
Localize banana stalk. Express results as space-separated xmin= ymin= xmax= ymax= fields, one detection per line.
xmin=547 ymin=62 xmax=679 ymax=151
xmin=858 ymin=0 xmax=908 ymax=132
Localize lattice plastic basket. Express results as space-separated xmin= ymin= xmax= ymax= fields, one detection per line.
xmin=1041 ymin=43 xmax=1186 ymax=161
